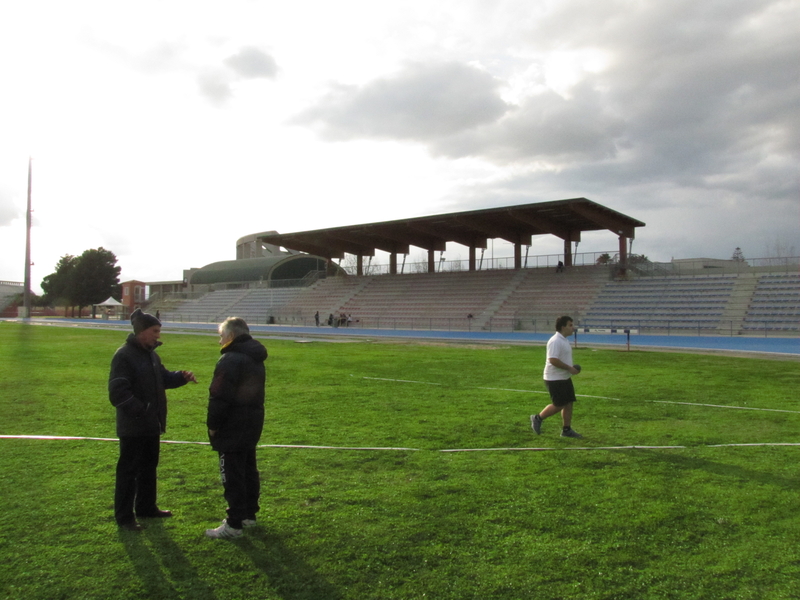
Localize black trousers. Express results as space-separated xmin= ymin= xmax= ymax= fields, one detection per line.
xmin=218 ymin=449 xmax=260 ymax=529
xmin=115 ymin=436 xmax=161 ymax=525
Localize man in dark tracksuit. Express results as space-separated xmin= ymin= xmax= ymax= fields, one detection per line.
xmin=109 ymin=309 xmax=197 ymax=531
xmin=205 ymin=317 xmax=267 ymax=539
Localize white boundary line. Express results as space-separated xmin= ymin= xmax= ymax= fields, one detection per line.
xmin=652 ymin=400 xmax=800 ymax=414
xmin=360 ymin=376 xmax=800 ymax=413
xmin=442 ymin=445 xmax=688 ymax=452
xmin=3 ymin=435 xmax=800 ymax=452
xmin=3 ymin=376 xmax=797 ymax=452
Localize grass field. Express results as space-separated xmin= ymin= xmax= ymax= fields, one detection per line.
xmin=1 ymin=321 xmax=800 ymax=600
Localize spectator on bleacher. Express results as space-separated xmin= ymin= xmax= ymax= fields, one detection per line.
xmin=205 ymin=317 xmax=268 ymax=539
xmin=314 ymin=311 xmax=320 ymax=327
xmin=556 ymin=261 xmax=564 ymax=273
xmin=531 ymin=315 xmax=583 ymax=439
xmin=108 ymin=309 xmax=197 ymax=532
xmin=327 ymin=313 xmax=334 ymax=326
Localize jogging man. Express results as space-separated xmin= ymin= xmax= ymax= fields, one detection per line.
xmin=531 ymin=315 xmax=583 ymax=439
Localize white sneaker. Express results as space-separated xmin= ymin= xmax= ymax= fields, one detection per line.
xmin=205 ymin=520 xmax=242 ymax=539
xmin=242 ymin=519 xmax=257 ymax=528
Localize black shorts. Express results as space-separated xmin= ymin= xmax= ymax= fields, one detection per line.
xmin=545 ymin=379 xmax=576 ymax=407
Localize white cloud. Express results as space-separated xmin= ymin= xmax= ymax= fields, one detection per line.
xmin=224 ymin=46 xmax=279 ymax=79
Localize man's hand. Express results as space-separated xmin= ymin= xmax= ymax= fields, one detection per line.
xmin=182 ymin=371 xmax=198 ymax=383
xmin=208 ymin=429 xmax=217 ymax=437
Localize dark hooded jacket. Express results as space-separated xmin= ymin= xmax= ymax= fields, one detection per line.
xmin=109 ymin=333 xmax=188 ymax=437
xmin=206 ymin=334 xmax=267 ymax=452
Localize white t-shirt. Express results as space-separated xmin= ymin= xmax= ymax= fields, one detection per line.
xmin=543 ymin=331 xmax=573 ymax=381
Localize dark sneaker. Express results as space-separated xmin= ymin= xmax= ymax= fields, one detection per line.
xmin=531 ymin=414 xmax=542 ymax=434
xmin=560 ymin=428 xmax=582 ymax=439
xmin=137 ymin=509 xmax=172 ymax=519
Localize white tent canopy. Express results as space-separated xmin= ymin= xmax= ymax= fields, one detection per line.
xmin=95 ymin=297 xmax=123 ymax=307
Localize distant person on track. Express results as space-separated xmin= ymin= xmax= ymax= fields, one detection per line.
xmin=531 ymin=315 xmax=583 ymax=439
xmin=205 ymin=317 xmax=268 ymax=539
xmin=315 ymin=311 xmax=320 ymax=327
xmin=109 ymin=309 xmax=197 ymax=532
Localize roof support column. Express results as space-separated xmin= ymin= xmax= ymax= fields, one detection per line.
xmin=563 ymin=238 xmax=573 ymax=267
xmin=618 ymin=236 xmax=628 ymax=272
xmin=514 ymin=242 xmax=522 ymax=270
xmin=357 ymin=253 xmax=363 ymax=276
xmin=389 ymin=252 xmax=398 ymax=275
xmin=427 ymin=249 xmax=436 ymax=273
xmin=469 ymin=246 xmax=476 ymax=271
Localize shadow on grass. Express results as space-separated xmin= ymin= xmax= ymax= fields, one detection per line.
xmin=118 ymin=522 xmax=218 ymax=600
xmin=234 ymin=528 xmax=343 ymax=600
xmin=642 ymin=450 xmax=800 ymax=491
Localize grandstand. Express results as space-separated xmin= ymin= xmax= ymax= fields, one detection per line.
xmin=150 ymin=264 xmax=800 ymax=335
xmin=137 ymin=199 xmax=798 ymax=336
xmin=0 ymin=281 xmax=23 ymax=318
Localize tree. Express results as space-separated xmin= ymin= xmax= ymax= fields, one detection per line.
xmin=40 ymin=248 xmax=121 ymax=317
xmin=596 ymin=253 xmax=612 ymax=265
xmin=71 ymin=248 xmax=122 ymax=316
xmin=731 ymin=247 xmax=746 ymax=263
xmin=40 ymin=254 xmax=78 ymax=314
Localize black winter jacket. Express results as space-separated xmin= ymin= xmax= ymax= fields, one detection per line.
xmin=109 ymin=334 xmax=188 ymax=437
xmin=207 ymin=334 xmax=267 ymax=452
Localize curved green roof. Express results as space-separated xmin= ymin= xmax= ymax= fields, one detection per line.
xmin=190 ymin=255 xmax=329 ymax=285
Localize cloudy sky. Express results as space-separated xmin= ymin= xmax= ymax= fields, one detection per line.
xmin=1 ymin=0 xmax=797 ymax=292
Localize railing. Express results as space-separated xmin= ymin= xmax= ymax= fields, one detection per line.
xmin=628 ymin=257 xmax=800 ymax=278
xmin=337 ymin=251 xmax=618 ymax=275
xmin=334 ymin=254 xmax=800 ymax=278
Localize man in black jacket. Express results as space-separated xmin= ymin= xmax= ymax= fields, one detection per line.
xmin=109 ymin=309 xmax=197 ymax=531
xmin=205 ymin=317 xmax=268 ymax=539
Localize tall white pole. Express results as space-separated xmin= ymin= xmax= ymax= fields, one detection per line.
xmin=23 ymin=157 xmax=32 ymax=318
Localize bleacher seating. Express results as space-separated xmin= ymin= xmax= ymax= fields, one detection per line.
xmin=583 ymin=275 xmax=737 ymax=331
xmin=491 ymin=266 xmax=608 ymax=330
xmin=334 ymin=269 xmax=519 ymax=329
xmin=153 ymin=268 xmax=800 ymax=335
xmin=742 ymin=274 xmax=800 ymax=332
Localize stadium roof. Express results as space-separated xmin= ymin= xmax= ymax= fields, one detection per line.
xmin=190 ymin=255 xmax=329 ymax=285
xmin=253 ymin=198 xmax=645 ymax=260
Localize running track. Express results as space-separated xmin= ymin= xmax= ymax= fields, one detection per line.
xmin=9 ymin=317 xmax=800 ymax=357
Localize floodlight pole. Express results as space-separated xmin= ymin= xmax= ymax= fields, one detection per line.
xmin=22 ymin=157 xmax=33 ymax=319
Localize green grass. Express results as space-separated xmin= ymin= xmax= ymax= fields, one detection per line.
xmin=1 ymin=321 xmax=800 ymax=599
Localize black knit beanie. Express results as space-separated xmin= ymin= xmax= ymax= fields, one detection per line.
xmin=131 ymin=308 xmax=161 ymax=334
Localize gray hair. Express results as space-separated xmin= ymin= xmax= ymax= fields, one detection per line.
xmin=219 ymin=316 xmax=250 ymax=339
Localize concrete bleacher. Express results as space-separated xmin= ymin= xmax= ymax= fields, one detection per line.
xmin=583 ymin=275 xmax=738 ymax=332
xmin=152 ymin=268 xmax=800 ymax=335
xmin=491 ymin=266 xmax=608 ymax=331
xmin=333 ymin=269 xmax=519 ymax=329
xmin=224 ymin=287 xmax=304 ymax=323
xmin=743 ymin=273 xmax=800 ymax=332
xmin=165 ymin=289 xmax=248 ymax=323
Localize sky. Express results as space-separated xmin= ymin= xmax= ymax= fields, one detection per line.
xmin=1 ymin=0 xmax=798 ymax=293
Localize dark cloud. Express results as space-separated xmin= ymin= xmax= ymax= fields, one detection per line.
xmin=223 ymin=46 xmax=278 ymax=79
xmin=431 ymin=83 xmax=625 ymax=163
xmin=291 ymin=61 xmax=509 ymax=141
